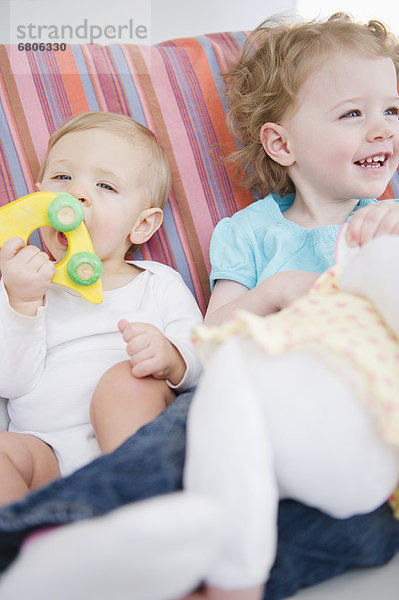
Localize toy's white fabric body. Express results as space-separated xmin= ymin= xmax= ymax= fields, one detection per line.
xmin=185 ymin=234 xmax=399 ymax=589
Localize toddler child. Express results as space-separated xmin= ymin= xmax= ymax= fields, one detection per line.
xmin=0 ymin=111 xmax=202 ymax=504
xmin=178 ymin=12 xmax=399 ymax=600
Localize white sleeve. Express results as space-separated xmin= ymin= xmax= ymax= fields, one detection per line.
xmin=156 ymin=268 xmax=203 ymax=392
xmin=0 ymin=281 xmax=47 ymax=399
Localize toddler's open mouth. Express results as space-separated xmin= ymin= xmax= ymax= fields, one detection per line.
xmin=354 ymin=154 xmax=388 ymax=168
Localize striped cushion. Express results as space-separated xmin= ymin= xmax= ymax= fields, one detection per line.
xmin=1 ymin=36 xmax=398 ymax=312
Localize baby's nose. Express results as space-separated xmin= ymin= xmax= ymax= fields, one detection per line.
xmin=66 ymin=184 xmax=91 ymax=206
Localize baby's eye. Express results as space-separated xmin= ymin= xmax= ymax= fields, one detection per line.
xmin=98 ymin=182 xmax=116 ymax=192
xmin=52 ymin=174 xmax=71 ymax=180
xmin=384 ymin=106 xmax=399 ymax=117
xmin=341 ymin=109 xmax=362 ymax=119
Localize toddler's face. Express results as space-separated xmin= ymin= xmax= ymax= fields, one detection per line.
xmin=37 ymin=128 xmax=150 ymax=264
xmin=282 ymin=52 xmax=399 ymax=204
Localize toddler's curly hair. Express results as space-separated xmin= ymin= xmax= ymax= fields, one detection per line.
xmin=224 ymin=12 xmax=399 ymax=197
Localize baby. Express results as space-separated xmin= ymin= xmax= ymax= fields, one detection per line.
xmin=0 ymin=111 xmax=202 ymax=504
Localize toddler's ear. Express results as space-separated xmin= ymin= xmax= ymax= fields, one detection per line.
xmin=260 ymin=123 xmax=295 ymax=166
xmin=129 ymin=208 xmax=163 ymax=246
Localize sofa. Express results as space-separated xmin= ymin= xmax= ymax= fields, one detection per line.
xmin=0 ymin=31 xmax=399 ymax=599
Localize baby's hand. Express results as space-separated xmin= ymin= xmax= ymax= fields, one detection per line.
xmin=346 ymin=201 xmax=399 ymax=247
xmin=0 ymin=238 xmax=55 ymax=315
xmin=118 ymin=319 xmax=186 ymax=385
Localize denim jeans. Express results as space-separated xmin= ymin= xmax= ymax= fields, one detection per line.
xmin=0 ymin=389 xmax=398 ymax=599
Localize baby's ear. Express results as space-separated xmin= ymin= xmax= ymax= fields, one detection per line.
xmin=129 ymin=208 xmax=163 ymax=245
xmin=34 ymin=182 xmax=42 ymax=191
xmin=260 ymin=123 xmax=295 ymax=166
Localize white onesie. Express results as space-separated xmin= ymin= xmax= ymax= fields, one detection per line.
xmin=0 ymin=261 xmax=203 ymax=476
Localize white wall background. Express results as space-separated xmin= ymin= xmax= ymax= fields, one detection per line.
xmin=0 ymin=0 xmax=398 ymax=44
xmin=150 ymin=0 xmax=295 ymax=43
xmin=297 ymin=0 xmax=399 ymax=34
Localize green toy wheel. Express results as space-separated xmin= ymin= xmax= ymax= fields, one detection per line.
xmin=67 ymin=251 xmax=103 ymax=287
xmin=47 ymin=193 xmax=84 ymax=232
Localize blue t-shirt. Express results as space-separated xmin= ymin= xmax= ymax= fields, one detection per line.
xmin=210 ymin=193 xmax=379 ymax=291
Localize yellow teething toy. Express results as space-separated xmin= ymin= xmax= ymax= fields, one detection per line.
xmin=0 ymin=191 xmax=103 ymax=304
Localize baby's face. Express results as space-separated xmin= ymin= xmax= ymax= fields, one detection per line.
xmin=37 ymin=128 xmax=149 ymax=264
xmin=281 ymin=52 xmax=399 ymax=204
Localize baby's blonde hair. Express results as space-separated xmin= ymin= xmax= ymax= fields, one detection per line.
xmin=224 ymin=13 xmax=399 ymax=197
xmin=37 ymin=111 xmax=171 ymax=210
